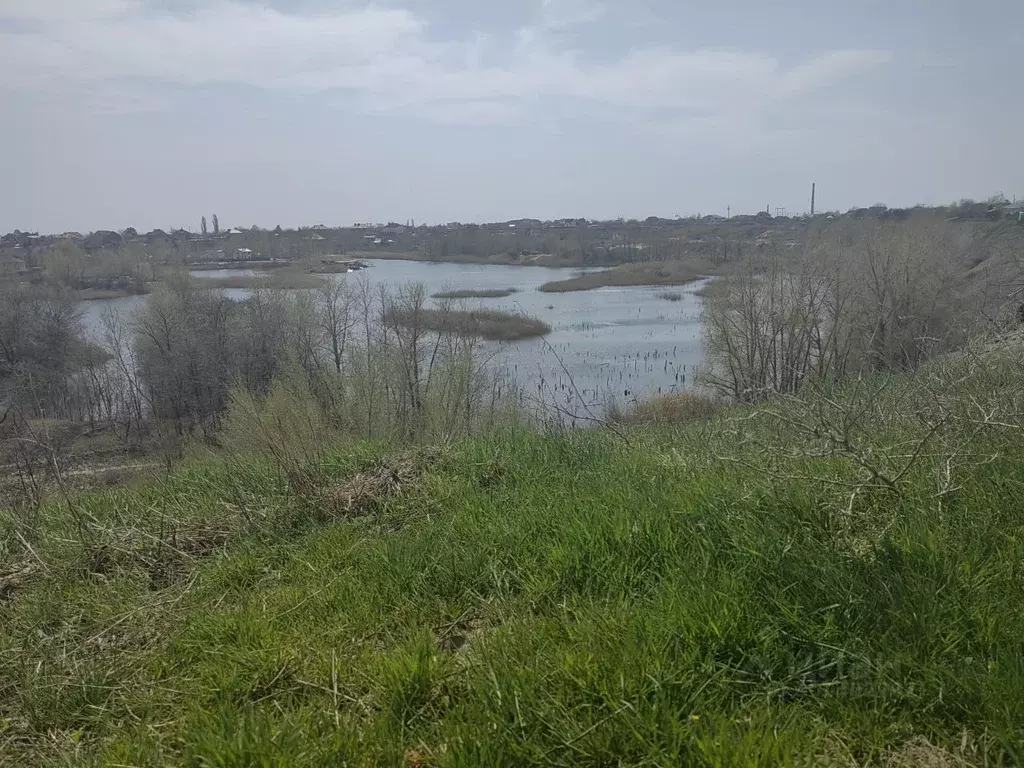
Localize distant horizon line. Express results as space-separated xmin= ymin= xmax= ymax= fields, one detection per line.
xmin=7 ymin=195 xmax=1021 ymax=237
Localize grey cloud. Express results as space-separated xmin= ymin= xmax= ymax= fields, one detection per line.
xmin=0 ymin=0 xmax=140 ymax=21
xmin=0 ymin=1 xmax=890 ymax=124
xmin=1 ymin=0 xmax=1020 ymax=234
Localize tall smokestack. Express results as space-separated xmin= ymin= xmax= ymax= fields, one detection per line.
xmin=811 ymin=183 xmax=816 ymax=217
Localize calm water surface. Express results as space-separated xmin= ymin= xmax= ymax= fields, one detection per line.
xmin=81 ymin=259 xmax=709 ymax=409
xmin=356 ymin=260 xmax=707 ymax=408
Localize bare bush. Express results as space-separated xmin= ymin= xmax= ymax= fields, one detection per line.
xmin=339 ymin=282 xmax=523 ymax=442
xmin=702 ymin=248 xmax=833 ymax=401
xmin=701 ymin=218 xmax=993 ymax=402
xmin=216 ymin=279 xmax=524 ymax=462
xmin=218 ymin=366 xmax=330 ymax=493
xmin=712 ymin=332 xmax=1024 ymax=549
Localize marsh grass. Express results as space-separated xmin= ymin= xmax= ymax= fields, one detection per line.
xmin=608 ymin=391 xmax=723 ymax=425
xmin=694 ymin=278 xmax=729 ymax=299
xmin=3 ymin=343 xmax=1024 ymax=764
xmin=431 ymin=288 xmax=519 ymax=299
xmin=388 ymin=307 xmax=551 ymax=341
xmin=539 ymin=260 xmax=715 ymax=293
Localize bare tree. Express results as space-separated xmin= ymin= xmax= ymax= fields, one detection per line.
xmin=352 ymin=277 xmax=380 ymax=437
xmin=702 ymin=247 xmax=834 ymax=401
xmin=237 ymin=282 xmax=289 ymax=395
xmin=133 ymin=274 xmax=237 ymax=436
xmin=702 ymin=217 xmax=985 ymax=402
xmin=315 ymin=280 xmax=354 ymax=375
xmin=100 ymin=308 xmax=149 ymax=444
xmin=383 ymin=283 xmax=436 ymax=435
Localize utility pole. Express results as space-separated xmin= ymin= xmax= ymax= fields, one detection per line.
xmin=811 ymin=183 xmax=816 ymax=217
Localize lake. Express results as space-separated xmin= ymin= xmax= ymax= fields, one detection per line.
xmin=80 ymin=259 xmax=709 ymax=411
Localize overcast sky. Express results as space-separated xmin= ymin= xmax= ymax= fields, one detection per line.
xmin=1 ymin=0 xmax=1021 ymax=233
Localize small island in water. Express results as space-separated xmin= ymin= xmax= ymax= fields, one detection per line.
xmin=431 ymin=288 xmax=519 ymax=299
xmin=388 ymin=307 xmax=550 ymax=341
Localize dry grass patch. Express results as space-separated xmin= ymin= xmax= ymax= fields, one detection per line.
xmin=610 ymin=392 xmax=724 ymax=426
xmin=0 ymin=561 xmax=38 ymax=602
xmin=882 ymin=734 xmax=988 ymax=768
xmin=83 ymin=519 xmax=238 ymax=590
xmin=318 ymin=455 xmax=420 ymax=518
xmin=812 ymin=732 xmax=990 ymax=768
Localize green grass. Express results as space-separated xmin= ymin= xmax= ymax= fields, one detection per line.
xmin=431 ymin=288 xmax=519 ymax=299
xmin=3 ymin=353 xmax=1024 ymax=765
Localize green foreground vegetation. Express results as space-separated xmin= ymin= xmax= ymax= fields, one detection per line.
xmin=3 ymin=339 xmax=1024 ymax=765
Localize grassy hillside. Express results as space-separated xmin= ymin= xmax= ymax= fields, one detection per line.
xmin=2 ymin=347 xmax=1024 ymax=765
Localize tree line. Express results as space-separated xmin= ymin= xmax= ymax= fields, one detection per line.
xmin=0 ymin=275 xmax=520 ymax=507
xmin=699 ymin=217 xmax=1022 ymax=402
